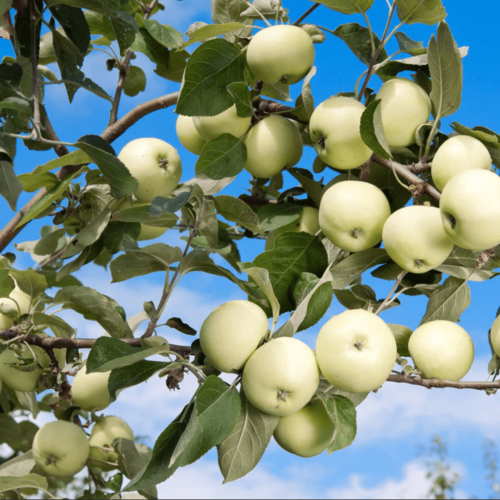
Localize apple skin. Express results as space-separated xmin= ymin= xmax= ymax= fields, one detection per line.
xmin=432 ymin=136 xmax=492 ymax=192
xmin=200 ymin=300 xmax=269 ymax=373
xmin=71 ymin=363 xmax=111 ymax=412
xmin=242 ymin=337 xmax=320 ymax=417
xmin=33 ymin=421 xmax=90 ymax=478
xmin=440 ymin=169 xmax=500 ymax=251
xmin=383 ymin=206 xmax=454 ymax=274
xmin=0 ymin=283 xmax=32 ymax=317
xmin=244 ymin=115 xmax=303 ymax=178
xmin=309 ymin=97 xmax=372 ymax=170
xmin=89 ymin=416 xmax=134 ymax=472
xmin=193 ymin=104 xmax=251 ymax=141
xmin=265 ymin=207 xmax=319 ymax=251
xmin=246 ymin=25 xmax=315 ymax=85
xmin=319 ymin=181 xmax=391 ymax=252
xmin=176 ymin=114 xmax=207 ymax=155
xmin=118 ymin=138 xmax=182 ymax=203
xmin=408 ymin=320 xmax=474 ymax=381
xmin=0 ymin=313 xmax=13 ymax=330
xmin=316 ymin=309 xmax=397 ymax=393
xmin=490 ymin=316 xmax=500 ymax=359
xmin=273 ymin=398 xmax=334 ymax=458
xmin=376 ymin=78 xmax=432 ymax=147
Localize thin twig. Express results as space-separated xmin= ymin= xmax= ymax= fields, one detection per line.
xmin=375 ymin=270 xmax=408 ymax=314
xmin=293 ymin=2 xmax=320 ymax=25
xmin=29 ymin=0 xmax=41 ymax=140
xmin=387 ymin=374 xmax=500 ymax=392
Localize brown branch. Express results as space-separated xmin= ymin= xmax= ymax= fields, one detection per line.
xmin=29 ymin=0 xmax=41 ymax=140
xmin=387 ymin=374 xmax=500 ymax=392
xmin=375 ymin=270 xmax=408 ymax=315
xmin=43 ymin=110 xmax=70 ymax=157
xmin=253 ymin=97 xmax=306 ymax=123
xmin=293 ymin=2 xmax=321 ymax=25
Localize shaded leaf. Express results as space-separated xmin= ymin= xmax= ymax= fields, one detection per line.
xmin=214 ymin=195 xmax=262 ymax=234
xmin=396 ymin=0 xmax=447 ymax=25
xmin=387 ymin=323 xmax=412 ymax=357
xmin=360 ymin=99 xmax=391 ymax=159
xmin=320 ymin=395 xmax=357 ymax=453
xmin=0 ymin=160 xmax=22 ymax=211
xmin=182 ymin=22 xmax=245 ymax=49
xmin=314 ymin=0 xmax=374 ymax=14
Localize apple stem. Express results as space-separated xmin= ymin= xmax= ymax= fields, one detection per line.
xmin=448 ymin=215 xmax=457 ymax=228
xmin=278 ymin=390 xmax=288 ymax=402
xmin=350 ymin=228 xmax=360 ymax=239
xmin=354 ymin=342 xmax=363 ymax=350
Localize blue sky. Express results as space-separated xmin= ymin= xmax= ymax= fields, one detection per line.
xmin=1 ymin=0 xmax=500 ymax=498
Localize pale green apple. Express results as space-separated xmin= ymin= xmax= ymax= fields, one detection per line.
xmin=440 ymin=169 xmax=500 ymax=250
xmin=273 ymin=398 xmax=334 ymax=458
xmin=319 ymin=181 xmax=391 ymax=252
xmin=89 ymin=416 xmax=134 ymax=472
xmin=33 ymin=421 xmax=90 ymax=478
xmin=265 ymin=207 xmax=319 ymax=251
xmin=408 ymin=320 xmax=474 ymax=381
xmin=0 ymin=283 xmax=32 ymax=317
xmin=490 ymin=315 xmax=500 ymax=358
xmin=200 ymin=300 xmax=269 ymax=373
xmin=176 ymin=114 xmax=207 ymax=155
xmin=242 ymin=337 xmax=320 ymax=417
xmin=376 ymin=78 xmax=432 ymax=147
xmin=0 ymin=313 xmax=13 ymax=330
xmin=383 ymin=206 xmax=454 ymax=273
xmin=309 ymin=97 xmax=372 ymax=170
xmin=71 ymin=363 xmax=111 ymax=412
xmin=316 ymin=309 xmax=397 ymax=393
xmin=244 ymin=115 xmax=303 ymax=178
xmin=193 ymin=104 xmax=251 ymax=141
xmin=246 ymin=25 xmax=315 ymax=85
xmin=432 ymin=135 xmax=492 ymax=191
xmin=118 ymin=138 xmax=182 ymax=203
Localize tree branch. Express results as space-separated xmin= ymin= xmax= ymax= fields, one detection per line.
xmin=29 ymin=0 xmax=41 ymax=140
xmin=387 ymin=374 xmax=500 ymax=392
xmin=293 ymin=2 xmax=320 ymax=25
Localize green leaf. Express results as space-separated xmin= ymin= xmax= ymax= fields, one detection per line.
xmin=113 ymin=205 xmax=178 ymax=228
xmin=428 ymin=21 xmax=462 ymax=120
xmin=394 ymin=32 xmax=426 ymax=55
xmin=320 ymin=395 xmax=357 ymax=453
xmin=49 ymin=5 xmax=90 ymax=55
xmin=0 ymin=451 xmax=35 ymax=478
xmin=436 ymin=246 xmax=499 ymax=282
xmin=333 ymin=23 xmax=387 ymax=66
xmin=140 ymin=18 xmax=183 ymax=49
xmin=32 ymin=312 xmax=74 ymax=338
xmin=313 ymin=0 xmax=374 ymax=14
xmin=0 ymin=161 xmax=22 ymax=211
xmin=54 ymin=286 xmax=133 ymax=338
xmin=253 ymin=232 xmax=328 ymax=313
xmin=217 ymin=393 xmax=279 ymax=484
xmin=131 ymin=27 xmax=170 ymax=66
xmin=17 ymin=172 xmax=58 ymax=193
xmin=257 ymin=203 xmax=302 ymax=232
xmin=84 ymin=11 xmax=115 ymax=39
xmin=0 ymin=474 xmax=48 ymax=494
xmin=195 ymin=134 xmax=247 ymax=180
xmin=0 ymin=415 xmax=23 ymax=448
xmin=176 ymin=39 xmax=245 ymax=117
xmin=182 ymin=22 xmax=246 ymax=49
xmin=44 ymin=0 xmax=131 ymax=14
xmin=33 ymin=227 xmax=65 ymax=256
xmin=419 ymin=276 xmax=471 ymax=325
xmin=154 ymin=50 xmax=189 ymax=82
xmin=0 ymin=271 xmax=15 ymax=297
xmin=316 ymin=377 xmax=368 ymax=407
xmin=15 ymin=391 xmax=39 ymax=418
xmin=287 ymin=168 xmax=323 ymax=208
xmin=387 ymin=323 xmax=413 ymax=357
xmin=110 ymin=12 xmax=138 ymax=56
xmin=0 ymin=96 xmax=32 ymax=115
xmin=33 ymin=148 xmax=90 ymax=175
xmin=334 ymin=283 xmax=393 ymax=310
xmin=214 ymin=195 xmax=262 ymax=234
xmin=212 ymin=0 xmax=248 ymax=24
xmin=110 ymin=244 xmax=183 ymax=283
xmin=227 ymin=82 xmax=252 ymax=118
xmin=123 ymin=65 xmax=146 ymax=97
xmin=151 ymin=190 xmax=192 ymax=216
xmin=395 ymin=0 xmax=447 ymax=25
xmin=10 ymin=270 xmax=47 ymax=300
xmin=360 ymin=99 xmax=392 ymax=159
xmin=108 ymin=361 xmax=169 ymax=402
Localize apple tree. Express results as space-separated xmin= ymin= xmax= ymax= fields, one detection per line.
xmin=0 ymin=0 xmax=499 ymax=498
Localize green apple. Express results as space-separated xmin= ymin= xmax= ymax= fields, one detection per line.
xmin=200 ymin=300 xmax=269 ymax=373
xmin=193 ymin=104 xmax=251 ymax=141
xmin=246 ymin=25 xmax=315 ymax=85
xmin=316 ymin=309 xmax=397 ymax=393
xmin=176 ymin=114 xmax=207 ymax=155
xmin=376 ymin=78 xmax=432 ymax=147
xmin=265 ymin=207 xmax=319 ymax=251
xmin=432 ymin=135 xmax=492 ymax=192
xmin=118 ymin=138 xmax=182 ymax=203
xmin=490 ymin=315 xmax=500 ymax=358
xmin=89 ymin=416 xmax=134 ymax=472
xmin=242 ymin=337 xmax=320 ymax=417
xmin=319 ymin=181 xmax=391 ymax=252
xmin=408 ymin=320 xmax=474 ymax=381
xmin=383 ymin=206 xmax=454 ymax=274
xmin=273 ymin=398 xmax=334 ymax=458
xmin=244 ymin=115 xmax=303 ymax=178
xmin=0 ymin=283 xmax=32 ymax=317
xmin=71 ymin=363 xmax=111 ymax=412
xmin=33 ymin=421 xmax=90 ymax=478
xmin=0 ymin=313 xmax=13 ymax=330
xmin=440 ymin=169 xmax=500 ymax=250
xmin=309 ymin=97 xmax=372 ymax=170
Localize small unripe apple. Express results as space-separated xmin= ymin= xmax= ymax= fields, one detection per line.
xmin=309 ymin=97 xmax=372 ymax=170
xmin=244 ymin=115 xmax=303 ymax=178
xmin=0 ymin=313 xmax=13 ymax=330
xmin=319 ymin=181 xmax=391 ymax=252
xmin=193 ymin=104 xmax=251 ymax=141
xmin=0 ymin=283 xmax=32 ymax=317
xmin=176 ymin=114 xmax=207 ymax=155
xmin=118 ymin=138 xmax=182 ymax=203
xmin=316 ymin=309 xmax=397 ymax=393
xmin=265 ymin=207 xmax=319 ymax=251
xmin=383 ymin=206 xmax=454 ymax=274
xmin=432 ymin=135 xmax=492 ymax=191
xmin=490 ymin=316 xmax=500 ymax=359
xmin=273 ymin=398 xmax=334 ymax=458
xmin=71 ymin=363 xmax=111 ymax=412
xmin=408 ymin=320 xmax=474 ymax=381
xmin=242 ymin=337 xmax=320 ymax=417
xmin=376 ymin=78 xmax=432 ymax=147
xmin=246 ymin=25 xmax=315 ymax=85
xmin=89 ymin=416 xmax=134 ymax=472
xmin=200 ymin=300 xmax=269 ymax=373
xmin=440 ymin=169 xmax=500 ymax=250
xmin=33 ymin=421 xmax=90 ymax=478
